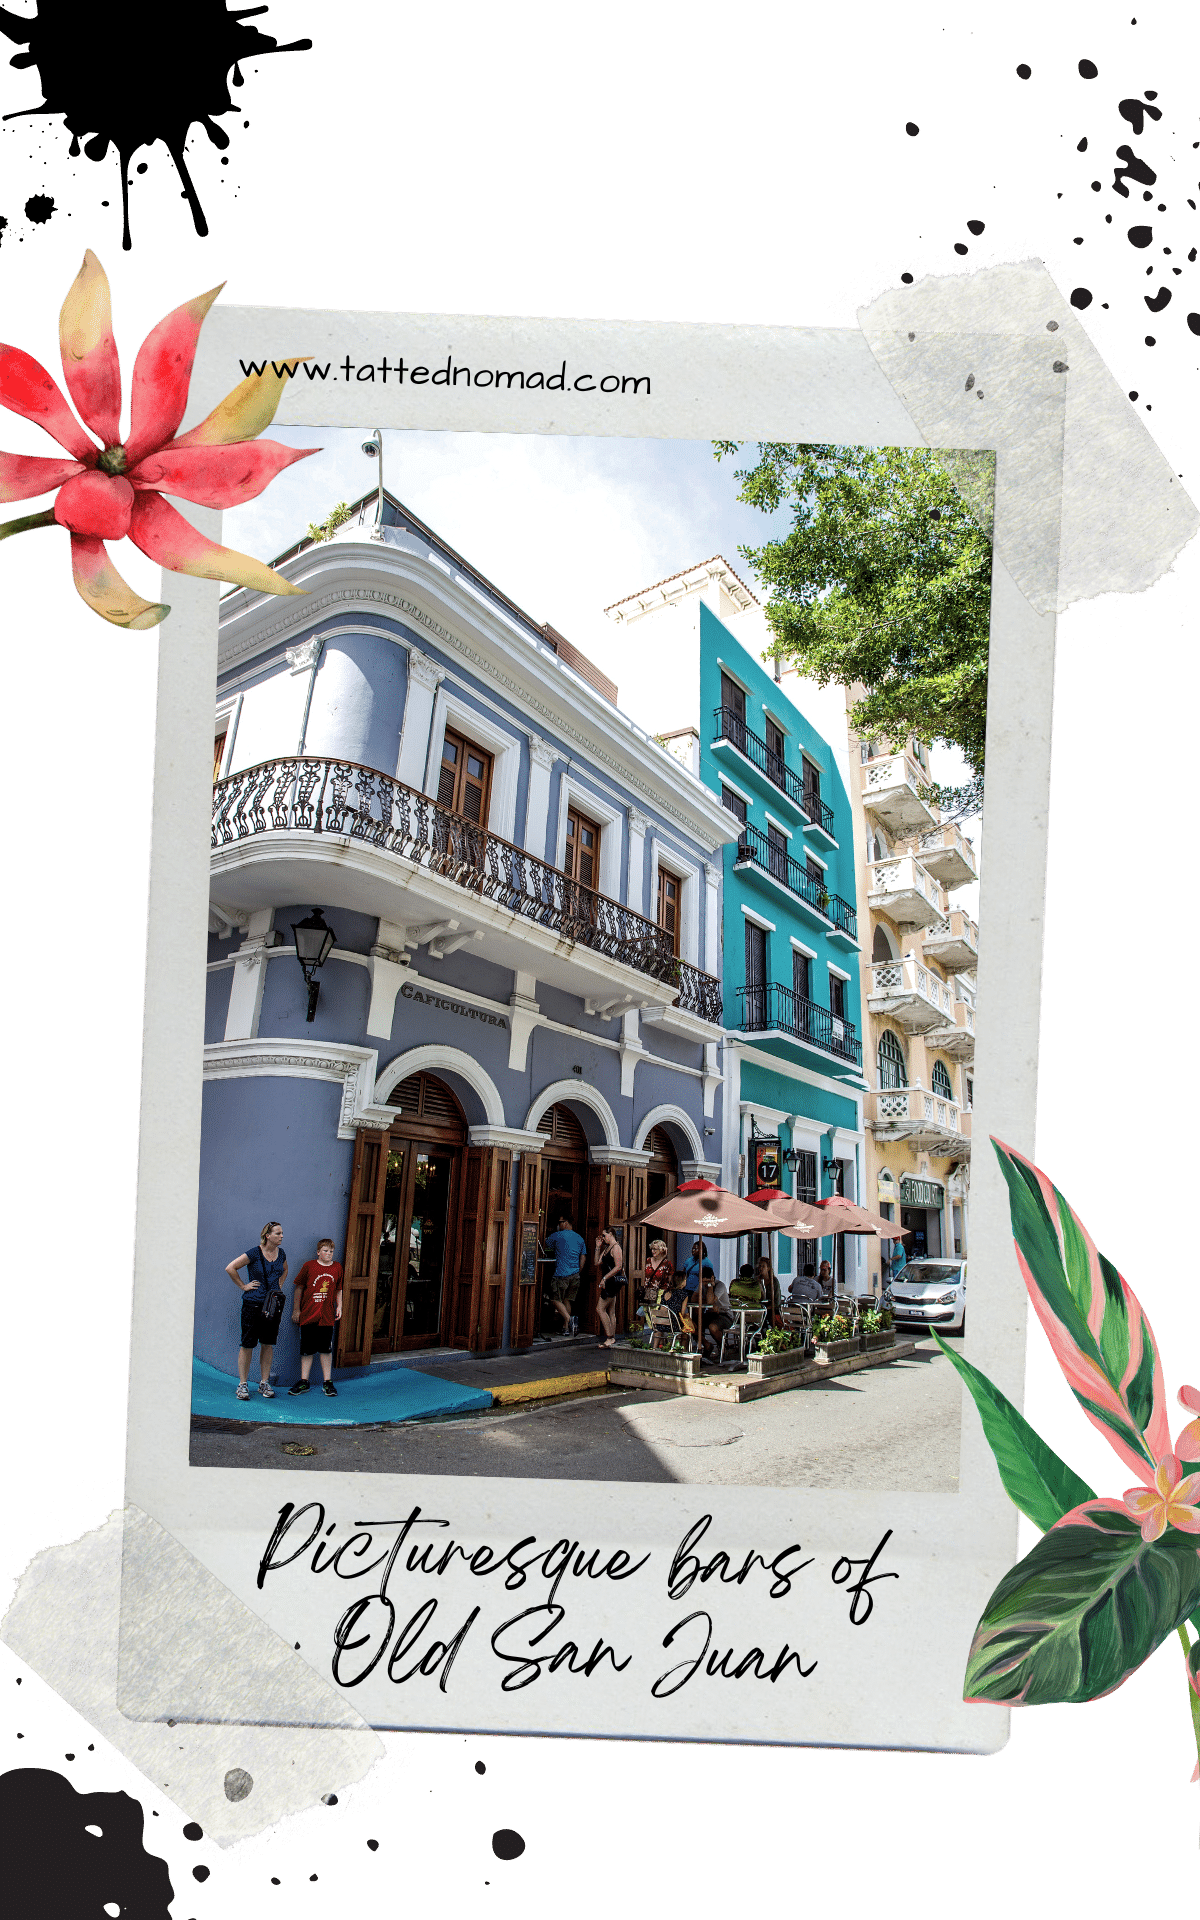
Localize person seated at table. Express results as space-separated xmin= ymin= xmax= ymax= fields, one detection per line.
xmin=729 ymin=1262 xmax=764 ymax=1309
xmin=817 ymin=1258 xmax=834 ymax=1298
xmin=701 ymin=1271 xmax=734 ymax=1360
xmin=788 ymin=1263 xmax=824 ymax=1304
xmin=642 ymin=1238 xmax=673 ymax=1316
xmin=681 ymin=1238 xmax=715 ymax=1308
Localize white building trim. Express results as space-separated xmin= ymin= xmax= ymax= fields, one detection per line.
xmin=554 ymin=774 xmax=624 ymax=904
xmin=648 ymin=837 xmax=701 ymax=966
xmin=373 ymin=1043 xmax=505 ymax=1128
xmin=524 ymin=1079 xmax=621 ymax=1148
xmin=203 ymin=1038 xmax=395 ymax=1139
xmin=740 ymin=904 xmax=776 ymax=932
xmin=633 ymin=1104 xmax=705 ymax=1161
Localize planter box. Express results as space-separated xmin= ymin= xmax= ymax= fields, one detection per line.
xmin=746 ymin=1347 xmax=810 ymax=1379
xmin=814 ymin=1338 xmax=858 ymax=1362
xmin=861 ymin=1330 xmax=896 ymax=1353
xmin=613 ymin=1346 xmax=701 ymax=1380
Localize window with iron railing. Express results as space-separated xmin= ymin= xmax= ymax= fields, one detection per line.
xmin=878 ymin=1027 xmax=908 ymax=1090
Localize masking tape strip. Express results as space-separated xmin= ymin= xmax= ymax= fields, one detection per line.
xmin=858 ymin=259 xmax=1197 ymax=614
xmin=2 ymin=1508 xmax=384 ymax=1845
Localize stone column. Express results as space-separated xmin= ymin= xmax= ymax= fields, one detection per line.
xmin=396 ymin=649 xmax=444 ymax=789
xmin=703 ymin=860 xmax=720 ymax=978
xmin=524 ymin=734 xmax=558 ymax=861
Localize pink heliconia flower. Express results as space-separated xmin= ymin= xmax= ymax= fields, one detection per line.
xmin=0 ymin=251 xmax=317 ymax=629
xmin=1177 ymin=1385 xmax=1200 ymax=1464
xmin=1122 ymin=1454 xmax=1200 ymax=1543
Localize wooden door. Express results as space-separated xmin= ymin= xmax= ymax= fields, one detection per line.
xmin=337 ymin=1128 xmax=388 ymax=1366
xmin=452 ymin=1146 xmax=489 ymax=1348
xmin=479 ymin=1149 xmax=514 ymax=1351
xmin=510 ymin=1151 xmax=545 ymax=1349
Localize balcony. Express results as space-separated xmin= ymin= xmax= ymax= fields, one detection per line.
xmin=917 ymin=821 xmax=978 ymax=890
xmin=924 ymin=995 xmax=976 ymax=1062
xmin=867 ymin=854 xmax=949 ymax=930
xmin=920 ymin=908 xmax=978 ymax=974
xmin=736 ymin=982 xmax=863 ymax=1073
xmin=867 ymin=1082 xmax=970 ymax=1156
xmin=861 ymin=752 xmax=938 ymax=835
xmin=734 ymin=824 xmax=857 ymax=942
xmin=711 ymin=706 xmax=809 ymax=819
xmin=211 ymin=756 xmax=721 ymax=1013
xmin=800 ymin=786 xmax=838 ymax=850
xmin=867 ymin=957 xmax=955 ymax=1034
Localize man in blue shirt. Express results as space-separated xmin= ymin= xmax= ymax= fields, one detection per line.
xmin=543 ymin=1216 xmax=587 ymax=1334
xmin=681 ymin=1239 xmax=715 ymax=1300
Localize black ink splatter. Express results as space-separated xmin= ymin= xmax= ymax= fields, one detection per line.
xmin=4 ymin=1768 xmax=174 ymax=1919
xmin=193 ymin=1864 xmax=211 ymax=1882
xmin=1112 ymin=145 xmax=1156 ymax=196
xmin=1127 ymin=225 xmax=1154 ymax=247
xmin=901 ymin=271 xmax=913 ymax=283
xmin=1016 ymin=64 xmax=1031 ymax=80
xmin=1077 ymin=136 xmax=1088 ymax=151
xmin=492 ymin=1829 xmax=526 ymax=1860
xmin=1070 ymin=287 xmax=1093 ymax=308
xmin=23 ymin=191 xmax=55 ymax=222
xmin=183 ymin=1822 xmax=203 ymax=1841
xmin=1145 ymin=286 xmax=1171 ymax=311
xmin=1078 ymin=59 xmax=1098 ymax=80
xmin=475 ymin=1762 xmax=486 ymax=1774
xmin=966 ymin=219 xmax=985 ymax=235
xmin=0 ymin=0 xmax=312 ymax=250
xmin=1186 ymin=314 xmax=1200 ymax=334
xmin=223 ymin=1768 xmax=253 ymax=1802
xmin=905 ymin=121 xmax=918 ymax=136
xmin=1119 ymin=97 xmax=1162 ymax=136
xmin=367 ymin=1838 xmax=380 ymax=1851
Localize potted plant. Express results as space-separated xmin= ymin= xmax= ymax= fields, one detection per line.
xmin=746 ymin=1324 xmax=810 ymax=1380
xmin=612 ymin=1338 xmax=702 ymax=1380
xmin=812 ymin=1312 xmax=856 ymax=1361
xmin=859 ymin=1306 xmax=896 ymax=1353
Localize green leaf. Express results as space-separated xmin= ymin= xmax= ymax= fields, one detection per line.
xmin=931 ymin=1331 xmax=1095 ymax=1532
xmin=964 ymin=1506 xmax=1200 ymax=1706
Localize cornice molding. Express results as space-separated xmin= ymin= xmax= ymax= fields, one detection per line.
xmin=202 ymin=1039 xmax=395 ymax=1139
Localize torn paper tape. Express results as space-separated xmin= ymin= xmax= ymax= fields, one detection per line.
xmin=858 ymin=259 xmax=1197 ymax=614
xmin=2 ymin=1508 xmax=383 ymax=1846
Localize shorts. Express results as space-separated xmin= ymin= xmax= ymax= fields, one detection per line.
xmin=600 ymin=1276 xmax=624 ymax=1300
xmin=299 ymin=1322 xmax=334 ymax=1356
xmin=240 ymin=1295 xmax=282 ymax=1350
xmin=550 ymin=1273 xmax=580 ymax=1304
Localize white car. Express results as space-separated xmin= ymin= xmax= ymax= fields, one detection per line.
xmin=889 ymin=1258 xmax=967 ymax=1335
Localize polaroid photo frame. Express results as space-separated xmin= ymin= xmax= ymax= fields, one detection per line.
xmin=118 ymin=296 xmax=1065 ymax=1756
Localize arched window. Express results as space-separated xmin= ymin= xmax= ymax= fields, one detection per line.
xmin=931 ymin=1059 xmax=953 ymax=1101
xmin=877 ymin=1029 xmax=907 ymax=1090
xmin=872 ymin=923 xmax=897 ymax=963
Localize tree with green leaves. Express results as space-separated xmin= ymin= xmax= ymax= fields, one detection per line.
xmin=714 ymin=442 xmax=994 ymax=806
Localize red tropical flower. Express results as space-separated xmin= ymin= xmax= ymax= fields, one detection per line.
xmin=0 ymin=251 xmax=317 ymax=628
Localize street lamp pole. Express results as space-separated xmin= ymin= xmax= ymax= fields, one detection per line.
xmin=361 ymin=429 xmax=384 ymax=537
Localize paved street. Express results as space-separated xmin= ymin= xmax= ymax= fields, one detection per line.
xmin=190 ymin=1334 xmax=959 ymax=1490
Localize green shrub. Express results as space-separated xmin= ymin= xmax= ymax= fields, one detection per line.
xmin=756 ymin=1326 xmax=803 ymax=1355
xmin=813 ymin=1314 xmax=851 ymax=1343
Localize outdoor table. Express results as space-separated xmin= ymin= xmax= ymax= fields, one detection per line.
xmin=727 ymin=1302 xmax=766 ymax=1364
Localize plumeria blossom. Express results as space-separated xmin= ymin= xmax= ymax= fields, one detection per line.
xmin=1122 ymin=1454 xmax=1200 ymax=1544
xmin=0 ymin=251 xmax=317 ymax=629
xmin=1177 ymin=1385 xmax=1200 ymax=1465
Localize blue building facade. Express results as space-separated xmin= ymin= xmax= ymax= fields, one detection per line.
xmin=602 ymin=562 xmax=867 ymax=1292
xmin=200 ymin=492 xmax=735 ymax=1379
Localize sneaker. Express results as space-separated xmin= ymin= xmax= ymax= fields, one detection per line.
xmin=287 ymin=1380 xmax=311 ymax=1395
xmin=236 ymin=1382 xmax=250 ymax=1400
xmin=322 ymin=1381 xmax=338 ymax=1397
xmin=258 ymin=1381 xmax=275 ymax=1398
xmin=568 ymin=1316 xmax=578 ymax=1335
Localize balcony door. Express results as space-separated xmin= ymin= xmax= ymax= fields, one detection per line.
xmin=563 ymin=805 xmax=602 ymax=889
xmin=438 ymin=727 xmax=493 ymax=826
xmin=720 ymin=672 xmax=747 ymax=752
xmin=745 ymin=919 xmax=767 ymax=1028
xmin=767 ymin=822 xmax=788 ymax=885
xmin=656 ymin=866 xmax=680 ymax=954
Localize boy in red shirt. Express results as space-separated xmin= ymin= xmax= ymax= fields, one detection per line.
xmin=287 ymin=1239 xmax=344 ymax=1397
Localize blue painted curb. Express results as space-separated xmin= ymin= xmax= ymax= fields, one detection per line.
xmin=191 ymin=1356 xmax=493 ymax=1426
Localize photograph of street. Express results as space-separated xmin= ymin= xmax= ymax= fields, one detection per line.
xmin=191 ymin=430 xmax=991 ymax=1490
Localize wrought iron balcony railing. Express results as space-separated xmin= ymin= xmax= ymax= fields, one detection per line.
xmin=212 ymin=757 xmax=719 ymax=1002
xmin=803 ymin=786 xmax=836 ymax=838
xmin=736 ymin=982 xmax=863 ymax=1068
xmin=735 ymin=824 xmax=857 ymax=938
xmin=713 ymin=705 xmax=807 ymax=809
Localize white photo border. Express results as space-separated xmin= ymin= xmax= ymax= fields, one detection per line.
xmin=121 ymin=311 xmax=1059 ymax=1750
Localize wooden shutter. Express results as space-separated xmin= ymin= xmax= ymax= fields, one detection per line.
xmin=452 ymin=1145 xmax=488 ymax=1348
xmin=213 ymin=730 xmax=227 ymax=783
xmin=657 ymin=867 xmax=680 ymax=953
xmin=438 ymin=727 xmax=493 ymax=826
xmin=564 ymin=807 xmax=601 ymax=889
xmin=480 ymin=1149 xmax=514 ymax=1350
xmin=509 ymin=1151 xmax=545 ymax=1349
xmin=719 ymin=671 xmax=745 ymax=722
xmin=793 ymin=948 xmax=812 ymax=1002
xmin=337 ymin=1128 xmax=387 ymax=1367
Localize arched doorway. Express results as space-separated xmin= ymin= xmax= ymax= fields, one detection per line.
xmin=536 ymin=1103 xmax=591 ymax=1337
xmin=340 ymin=1072 xmax=467 ymax=1363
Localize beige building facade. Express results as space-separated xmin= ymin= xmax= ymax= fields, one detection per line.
xmin=776 ymin=668 xmax=978 ymax=1291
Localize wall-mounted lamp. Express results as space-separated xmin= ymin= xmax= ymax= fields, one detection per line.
xmin=822 ymin=1156 xmax=841 ymax=1178
xmin=291 ymin=907 xmax=336 ymax=1022
xmin=361 ymin=428 xmax=384 ymax=534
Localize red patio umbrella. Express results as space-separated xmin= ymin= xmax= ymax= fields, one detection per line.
xmin=632 ymin=1178 xmax=773 ymax=1236
xmin=813 ymin=1195 xmax=911 ymax=1239
xmin=746 ymin=1190 xmax=827 ymax=1235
